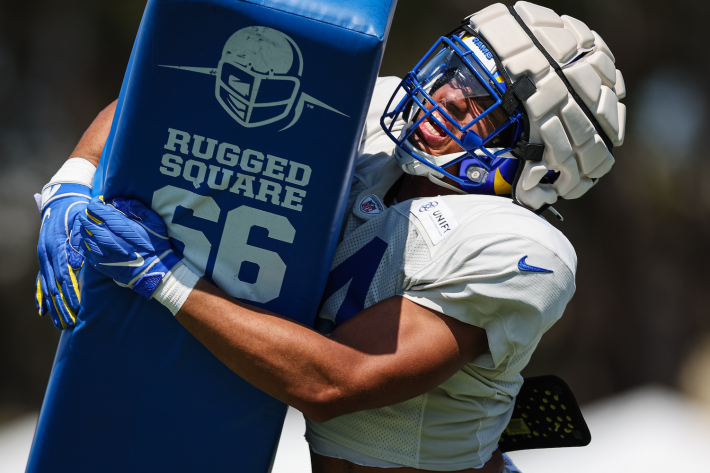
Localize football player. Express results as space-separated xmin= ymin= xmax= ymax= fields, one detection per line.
xmin=37 ymin=2 xmax=626 ymax=472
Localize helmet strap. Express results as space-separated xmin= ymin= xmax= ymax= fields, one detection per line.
xmin=511 ymin=140 xmax=545 ymax=162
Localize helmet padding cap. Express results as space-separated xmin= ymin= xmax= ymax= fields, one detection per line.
xmin=469 ymin=2 xmax=626 ymax=209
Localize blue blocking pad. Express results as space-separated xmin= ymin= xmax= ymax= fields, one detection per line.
xmin=27 ymin=1 xmax=396 ymax=471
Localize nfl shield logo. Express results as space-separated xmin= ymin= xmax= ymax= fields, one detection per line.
xmin=359 ymin=194 xmax=384 ymax=215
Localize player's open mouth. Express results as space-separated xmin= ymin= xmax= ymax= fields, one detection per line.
xmin=415 ymin=112 xmax=450 ymax=147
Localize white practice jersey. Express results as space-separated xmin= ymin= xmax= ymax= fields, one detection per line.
xmin=305 ymin=77 xmax=577 ymax=471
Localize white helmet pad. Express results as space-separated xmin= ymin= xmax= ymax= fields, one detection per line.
xmin=561 ymin=16 xmax=596 ymax=49
xmin=564 ymin=63 xmax=602 ymax=109
xmin=502 ymin=47 xmax=549 ymax=82
xmin=586 ymin=51 xmax=617 ymax=89
xmin=469 ymin=1 xmax=627 ymax=210
xmin=534 ymin=27 xmax=579 ymax=64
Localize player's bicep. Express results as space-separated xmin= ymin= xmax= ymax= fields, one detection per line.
xmin=328 ymin=295 xmax=488 ymax=411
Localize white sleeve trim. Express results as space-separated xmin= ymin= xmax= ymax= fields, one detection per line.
xmin=400 ymin=292 xmax=445 ymax=313
xmin=42 ymin=157 xmax=97 ymax=191
xmin=152 ymin=261 xmax=200 ymax=316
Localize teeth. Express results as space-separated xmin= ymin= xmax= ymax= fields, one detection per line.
xmin=425 ymin=120 xmax=442 ymax=136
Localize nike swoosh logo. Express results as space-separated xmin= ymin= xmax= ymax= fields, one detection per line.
xmin=100 ymin=253 xmax=145 ymax=268
xmin=518 ymin=256 xmax=553 ymax=274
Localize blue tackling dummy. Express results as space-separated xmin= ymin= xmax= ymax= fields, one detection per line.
xmin=27 ymin=0 xmax=397 ymax=471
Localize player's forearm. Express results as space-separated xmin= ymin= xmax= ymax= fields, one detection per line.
xmin=176 ymin=279 xmax=366 ymax=422
xmin=67 ymin=100 xmax=117 ymax=167
xmin=81 ymin=194 xmax=485 ymax=422
xmin=175 ymin=281 xmax=465 ymax=423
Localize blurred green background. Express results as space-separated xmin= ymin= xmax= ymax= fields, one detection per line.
xmin=1 ymin=0 xmax=709 ymax=424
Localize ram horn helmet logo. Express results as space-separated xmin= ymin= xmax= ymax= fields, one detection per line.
xmin=160 ymin=26 xmax=348 ymax=131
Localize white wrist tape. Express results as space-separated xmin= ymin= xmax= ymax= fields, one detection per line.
xmin=42 ymin=157 xmax=97 ymax=192
xmin=152 ymin=261 xmax=200 ymax=316
xmin=37 ymin=158 xmax=97 ymax=212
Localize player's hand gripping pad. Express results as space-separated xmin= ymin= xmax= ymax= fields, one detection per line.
xmin=27 ymin=1 xmax=396 ymax=471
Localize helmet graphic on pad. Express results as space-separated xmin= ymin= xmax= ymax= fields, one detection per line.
xmin=160 ymin=26 xmax=348 ymax=131
xmin=216 ymin=27 xmax=303 ymax=128
xmin=381 ymin=1 xmax=627 ymax=211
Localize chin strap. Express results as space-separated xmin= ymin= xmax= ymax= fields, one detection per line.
xmin=427 ymin=174 xmax=467 ymax=195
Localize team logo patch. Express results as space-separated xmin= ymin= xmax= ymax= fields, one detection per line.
xmin=418 ymin=201 xmax=439 ymax=212
xmin=359 ymin=195 xmax=384 ymax=215
xmin=411 ymin=199 xmax=458 ymax=246
xmin=159 ymin=26 xmax=348 ymax=131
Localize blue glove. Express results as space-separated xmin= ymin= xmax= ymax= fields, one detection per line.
xmin=78 ymin=197 xmax=181 ymax=299
xmin=36 ymin=184 xmax=91 ymax=329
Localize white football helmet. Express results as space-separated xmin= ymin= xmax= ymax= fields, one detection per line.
xmin=381 ymin=1 xmax=626 ymax=211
